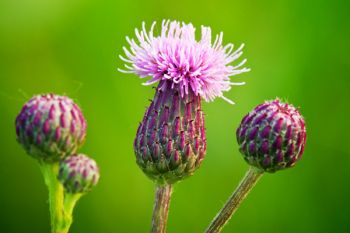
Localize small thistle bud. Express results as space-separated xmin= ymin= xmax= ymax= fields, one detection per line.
xmin=236 ymin=99 xmax=306 ymax=172
xmin=15 ymin=94 xmax=87 ymax=162
xmin=58 ymin=154 xmax=100 ymax=194
xmin=134 ymin=81 xmax=206 ymax=184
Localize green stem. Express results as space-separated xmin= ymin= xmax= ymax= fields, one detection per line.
xmin=39 ymin=162 xmax=82 ymax=233
xmin=205 ymin=166 xmax=264 ymax=233
xmin=39 ymin=162 xmax=65 ymax=233
xmin=61 ymin=193 xmax=83 ymax=233
xmin=150 ymin=184 xmax=173 ymax=233
xmin=64 ymin=193 xmax=82 ymax=217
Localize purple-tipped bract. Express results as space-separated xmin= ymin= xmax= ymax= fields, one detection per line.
xmin=236 ymin=99 xmax=307 ymax=172
xmin=134 ymin=80 xmax=206 ymax=184
xmin=58 ymin=154 xmax=100 ymax=194
xmin=15 ymin=94 xmax=87 ymax=162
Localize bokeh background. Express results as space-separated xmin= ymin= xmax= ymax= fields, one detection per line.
xmin=1 ymin=0 xmax=349 ymax=232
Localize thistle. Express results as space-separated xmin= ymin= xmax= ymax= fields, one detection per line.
xmin=236 ymin=99 xmax=306 ymax=172
xmin=58 ymin=154 xmax=100 ymax=194
xmin=206 ymin=99 xmax=307 ymax=233
xmin=15 ymin=94 xmax=91 ymax=233
xmin=15 ymin=94 xmax=87 ymax=162
xmin=57 ymin=154 xmax=100 ymax=232
xmin=119 ymin=20 xmax=249 ymax=233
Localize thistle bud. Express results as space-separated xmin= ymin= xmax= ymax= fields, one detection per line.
xmin=58 ymin=154 xmax=99 ymax=194
xmin=15 ymin=94 xmax=87 ymax=162
xmin=236 ymin=99 xmax=306 ymax=172
xmin=134 ymin=81 xmax=206 ymax=184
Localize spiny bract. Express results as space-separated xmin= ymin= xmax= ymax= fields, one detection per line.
xmin=134 ymin=81 xmax=206 ymax=184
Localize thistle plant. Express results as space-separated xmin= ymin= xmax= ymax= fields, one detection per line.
xmin=15 ymin=94 xmax=98 ymax=233
xmin=206 ymin=99 xmax=307 ymax=233
xmin=119 ymin=20 xmax=249 ymax=233
xmin=58 ymin=154 xmax=100 ymax=230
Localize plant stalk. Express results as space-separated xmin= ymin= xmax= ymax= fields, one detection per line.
xmin=205 ymin=166 xmax=264 ymax=233
xmin=150 ymin=184 xmax=173 ymax=233
xmin=61 ymin=193 xmax=83 ymax=233
xmin=39 ymin=162 xmax=65 ymax=233
xmin=40 ymin=162 xmax=80 ymax=233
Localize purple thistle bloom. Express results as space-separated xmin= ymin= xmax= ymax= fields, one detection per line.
xmin=119 ymin=20 xmax=250 ymax=104
xmin=119 ymin=20 xmax=250 ymax=184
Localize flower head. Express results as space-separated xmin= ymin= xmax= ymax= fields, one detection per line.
xmin=119 ymin=20 xmax=250 ymax=104
xmin=236 ymin=99 xmax=307 ymax=172
xmin=58 ymin=154 xmax=100 ymax=194
xmin=121 ymin=20 xmax=249 ymax=184
xmin=15 ymin=94 xmax=87 ymax=162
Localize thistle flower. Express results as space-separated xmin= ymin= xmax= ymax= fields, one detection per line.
xmin=206 ymin=99 xmax=307 ymax=233
xmin=15 ymin=94 xmax=87 ymax=162
xmin=119 ymin=20 xmax=249 ymax=104
xmin=58 ymin=154 xmax=100 ymax=194
xmin=236 ymin=99 xmax=307 ymax=172
xmin=120 ymin=20 xmax=249 ymax=185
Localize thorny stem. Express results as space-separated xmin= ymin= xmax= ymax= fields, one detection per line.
xmin=40 ymin=162 xmax=82 ymax=233
xmin=205 ymin=166 xmax=264 ymax=233
xmin=150 ymin=184 xmax=173 ymax=233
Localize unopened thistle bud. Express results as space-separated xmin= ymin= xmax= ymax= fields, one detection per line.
xmin=58 ymin=154 xmax=100 ymax=194
xmin=120 ymin=20 xmax=250 ymax=184
xmin=15 ymin=94 xmax=87 ymax=162
xmin=205 ymin=99 xmax=307 ymax=233
xmin=236 ymin=99 xmax=307 ymax=172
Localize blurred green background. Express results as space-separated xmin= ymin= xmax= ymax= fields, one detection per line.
xmin=1 ymin=0 xmax=349 ymax=232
